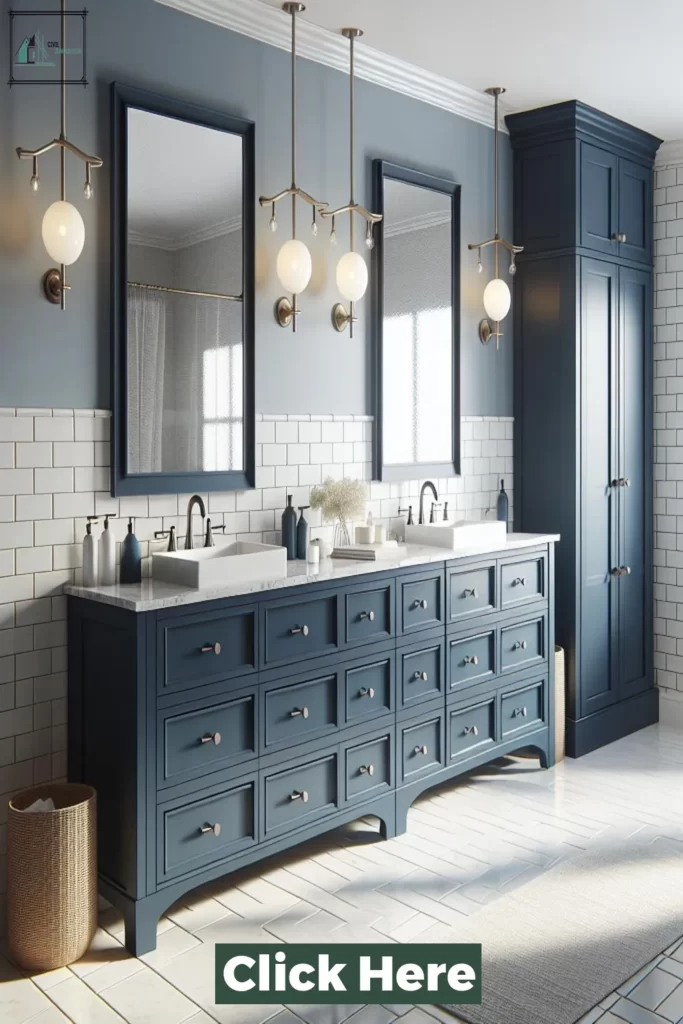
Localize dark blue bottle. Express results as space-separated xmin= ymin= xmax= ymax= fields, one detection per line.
xmin=281 ymin=495 xmax=297 ymax=560
xmin=120 ymin=517 xmax=142 ymax=583
xmin=496 ymin=479 xmax=509 ymax=531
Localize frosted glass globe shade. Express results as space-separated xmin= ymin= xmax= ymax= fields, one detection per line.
xmin=276 ymin=239 xmax=312 ymax=294
xmin=483 ymin=277 xmax=511 ymax=322
xmin=41 ymin=201 xmax=85 ymax=266
xmin=336 ymin=250 xmax=368 ymax=303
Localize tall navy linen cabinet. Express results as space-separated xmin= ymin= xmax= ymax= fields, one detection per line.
xmin=506 ymin=102 xmax=661 ymax=756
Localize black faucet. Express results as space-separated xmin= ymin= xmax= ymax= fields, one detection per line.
xmin=184 ymin=494 xmax=206 ymax=550
xmin=418 ymin=481 xmax=439 ymax=525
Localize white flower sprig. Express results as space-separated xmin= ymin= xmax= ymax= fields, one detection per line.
xmin=310 ymin=476 xmax=366 ymax=524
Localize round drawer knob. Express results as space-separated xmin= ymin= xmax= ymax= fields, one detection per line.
xmin=464 ymin=655 xmax=479 ymax=666
xmin=359 ymin=764 xmax=375 ymax=776
xmin=513 ymin=707 xmax=528 ymax=718
xmin=464 ymin=725 xmax=479 ymax=736
xmin=290 ymin=790 xmax=309 ymax=803
xmin=200 ymin=732 xmax=222 ymax=746
xmin=359 ymin=610 xmax=375 ymax=622
xmin=200 ymin=642 xmax=222 ymax=655
xmin=290 ymin=625 xmax=309 ymax=636
xmin=414 ymin=671 xmax=428 ymax=682
xmin=463 ymin=588 xmax=478 ymax=599
xmin=359 ymin=687 xmax=375 ymax=699
xmin=418 ymin=599 xmax=428 ymax=609
xmin=199 ymin=822 xmax=221 ymax=836
xmin=414 ymin=744 xmax=428 ymax=756
xmin=512 ymin=577 xmax=527 ymax=587
xmin=289 ymin=706 xmax=310 ymax=719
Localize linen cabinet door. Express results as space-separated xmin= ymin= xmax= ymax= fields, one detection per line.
xmin=617 ymin=267 xmax=651 ymax=700
xmin=580 ymin=259 xmax=620 ymax=716
xmin=580 ymin=144 xmax=619 ymax=257
xmin=617 ymin=159 xmax=651 ymax=266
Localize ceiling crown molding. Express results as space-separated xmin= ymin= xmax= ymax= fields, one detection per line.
xmin=657 ymin=140 xmax=683 ymax=167
xmin=384 ymin=210 xmax=452 ymax=239
xmin=155 ymin=0 xmax=503 ymax=131
xmin=129 ymin=214 xmax=242 ymax=252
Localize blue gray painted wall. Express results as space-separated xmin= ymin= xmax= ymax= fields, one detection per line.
xmin=0 ymin=0 xmax=513 ymax=415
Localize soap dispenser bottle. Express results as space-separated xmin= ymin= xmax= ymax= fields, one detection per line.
xmin=281 ymin=495 xmax=297 ymax=560
xmin=296 ymin=506 xmax=310 ymax=560
xmin=120 ymin=517 xmax=142 ymax=584
xmin=83 ymin=516 xmax=98 ymax=587
xmin=98 ymin=514 xmax=117 ymax=585
xmin=496 ymin=479 xmax=509 ymax=531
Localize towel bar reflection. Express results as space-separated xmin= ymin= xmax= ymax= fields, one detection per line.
xmin=128 ymin=282 xmax=243 ymax=302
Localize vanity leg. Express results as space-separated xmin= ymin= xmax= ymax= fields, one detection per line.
xmin=378 ymin=807 xmax=397 ymax=841
xmin=122 ymin=898 xmax=158 ymax=957
xmin=538 ymin=744 xmax=555 ymax=770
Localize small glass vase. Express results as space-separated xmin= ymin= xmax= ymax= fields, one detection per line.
xmin=334 ymin=520 xmax=351 ymax=547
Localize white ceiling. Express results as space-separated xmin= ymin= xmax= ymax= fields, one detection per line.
xmin=127 ymin=108 xmax=243 ymax=247
xmin=255 ymin=0 xmax=682 ymax=141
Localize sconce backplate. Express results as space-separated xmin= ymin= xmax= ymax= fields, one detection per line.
xmin=332 ymin=303 xmax=350 ymax=333
xmin=43 ymin=269 xmax=63 ymax=305
xmin=479 ymin=318 xmax=493 ymax=345
xmin=275 ymin=296 xmax=294 ymax=328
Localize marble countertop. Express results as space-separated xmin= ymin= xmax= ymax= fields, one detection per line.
xmin=64 ymin=533 xmax=559 ymax=613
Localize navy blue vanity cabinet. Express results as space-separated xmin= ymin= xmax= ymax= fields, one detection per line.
xmin=507 ymin=101 xmax=659 ymax=757
xmin=67 ymin=542 xmax=555 ymax=956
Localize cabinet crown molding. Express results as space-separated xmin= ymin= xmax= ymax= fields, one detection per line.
xmin=154 ymin=0 xmax=501 ymax=131
xmin=506 ymin=100 xmax=661 ymax=164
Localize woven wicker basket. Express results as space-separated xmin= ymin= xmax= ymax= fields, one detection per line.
xmin=8 ymin=783 xmax=97 ymax=971
xmin=554 ymin=645 xmax=566 ymax=762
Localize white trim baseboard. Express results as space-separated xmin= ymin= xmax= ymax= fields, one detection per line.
xmin=154 ymin=0 xmax=502 ymax=131
xmin=659 ymin=688 xmax=683 ymax=728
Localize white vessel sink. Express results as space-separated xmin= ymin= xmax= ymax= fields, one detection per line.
xmin=152 ymin=541 xmax=287 ymax=589
xmin=405 ymin=519 xmax=508 ymax=551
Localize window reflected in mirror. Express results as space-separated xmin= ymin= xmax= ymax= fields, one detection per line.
xmin=126 ymin=107 xmax=244 ymax=475
xmin=381 ymin=176 xmax=455 ymax=475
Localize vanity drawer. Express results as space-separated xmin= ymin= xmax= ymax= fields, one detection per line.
xmin=500 ymin=555 xmax=546 ymax=609
xmin=399 ymin=638 xmax=444 ymax=709
xmin=159 ymin=688 xmax=257 ymax=789
xmin=262 ymin=753 xmax=338 ymax=839
xmin=501 ymin=679 xmax=546 ymax=738
xmin=159 ymin=776 xmax=257 ymax=882
xmin=398 ymin=571 xmax=444 ymax=635
xmin=500 ymin=615 xmax=546 ymax=673
xmin=344 ymin=731 xmax=393 ymax=802
xmin=447 ymin=564 xmax=496 ymax=622
xmin=345 ymin=652 xmax=394 ymax=723
xmin=262 ymin=592 xmax=338 ymax=668
xmin=448 ymin=629 xmax=496 ymax=694
xmin=158 ymin=606 xmax=257 ymax=693
xmin=448 ymin=697 xmax=496 ymax=762
xmin=399 ymin=711 xmax=445 ymax=783
xmin=262 ymin=671 xmax=338 ymax=752
xmin=344 ymin=581 xmax=394 ymax=644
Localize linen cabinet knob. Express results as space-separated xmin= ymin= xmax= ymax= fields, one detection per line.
xmin=290 ymin=625 xmax=309 ymax=636
xmin=413 ymin=744 xmax=428 ymax=756
xmin=359 ymin=764 xmax=375 ymax=776
xmin=290 ymin=790 xmax=309 ymax=803
xmin=359 ymin=686 xmax=375 ymax=699
xmin=359 ymin=610 xmax=375 ymax=621
xmin=289 ymin=706 xmax=309 ymax=719
xmin=464 ymin=655 xmax=479 ymax=666
xmin=463 ymin=588 xmax=478 ymax=598
xmin=414 ymin=671 xmax=428 ymax=681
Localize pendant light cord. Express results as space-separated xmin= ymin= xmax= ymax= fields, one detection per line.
xmin=493 ymin=89 xmax=499 ymax=278
xmin=349 ymin=31 xmax=355 ymax=253
xmin=291 ymin=5 xmax=297 ymax=240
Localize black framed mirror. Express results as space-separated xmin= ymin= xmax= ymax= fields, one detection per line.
xmin=111 ymin=83 xmax=255 ymax=497
xmin=373 ymin=161 xmax=461 ymax=482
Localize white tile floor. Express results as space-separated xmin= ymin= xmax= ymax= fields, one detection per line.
xmin=1 ymin=723 xmax=683 ymax=1024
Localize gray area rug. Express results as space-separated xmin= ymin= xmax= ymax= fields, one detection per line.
xmin=438 ymin=838 xmax=683 ymax=1024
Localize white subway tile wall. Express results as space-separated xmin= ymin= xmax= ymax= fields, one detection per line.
xmin=0 ymin=407 xmax=513 ymax=930
xmin=654 ymin=161 xmax=683 ymax=714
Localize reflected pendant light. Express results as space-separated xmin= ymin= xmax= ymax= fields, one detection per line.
xmin=467 ymin=87 xmax=523 ymax=348
xmin=321 ymin=27 xmax=382 ymax=336
xmin=15 ymin=0 xmax=103 ymax=308
xmin=258 ymin=2 xmax=328 ymax=330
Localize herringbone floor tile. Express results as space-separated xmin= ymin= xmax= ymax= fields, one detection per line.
xmin=2 ymin=724 xmax=683 ymax=1024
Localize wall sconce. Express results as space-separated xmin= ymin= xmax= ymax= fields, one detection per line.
xmin=16 ymin=0 xmax=102 ymax=309
xmin=259 ymin=2 xmax=327 ymax=331
xmin=467 ymin=87 xmax=523 ymax=348
xmin=321 ymin=27 xmax=382 ymax=337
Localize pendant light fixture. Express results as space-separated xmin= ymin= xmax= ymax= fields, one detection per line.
xmin=468 ymin=87 xmax=523 ymax=348
xmin=16 ymin=0 xmax=103 ymax=309
xmin=321 ymin=27 xmax=382 ymax=337
xmin=259 ymin=2 xmax=327 ymax=331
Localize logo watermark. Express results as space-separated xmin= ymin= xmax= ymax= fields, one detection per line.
xmin=8 ymin=9 xmax=87 ymax=86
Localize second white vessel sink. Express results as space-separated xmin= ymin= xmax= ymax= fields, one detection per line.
xmin=405 ymin=519 xmax=508 ymax=550
xmin=152 ymin=541 xmax=287 ymax=589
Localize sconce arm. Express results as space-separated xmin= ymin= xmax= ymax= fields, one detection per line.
xmin=17 ymin=138 xmax=103 ymax=169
